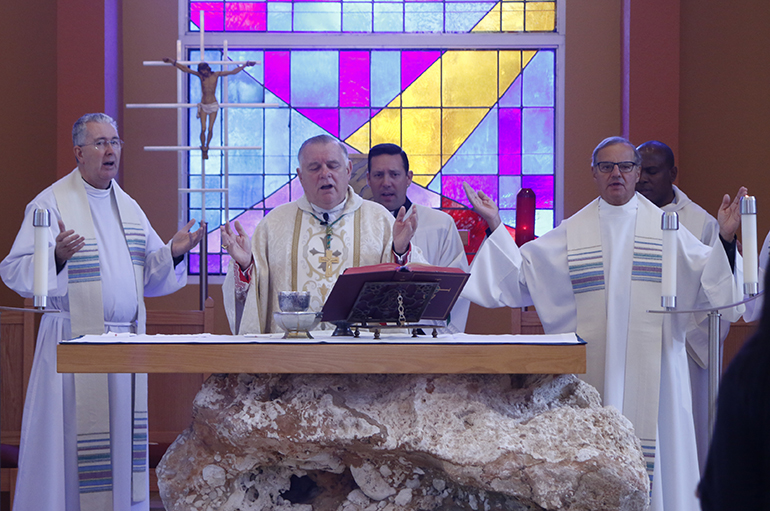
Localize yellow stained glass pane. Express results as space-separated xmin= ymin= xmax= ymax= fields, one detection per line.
xmin=443 ymin=51 xmax=497 ymax=107
xmin=526 ymin=3 xmax=555 ymax=32
xmin=441 ymin=108 xmax=489 ymax=165
xmin=370 ymin=108 xmax=401 ymax=147
xmin=471 ymin=2 xmax=500 ymax=32
xmin=499 ymin=51 xmax=522 ymax=98
xmin=345 ymin=123 xmax=370 ymax=154
xmin=501 ymin=2 xmax=524 ymax=32
xmin=402 ymin=61 xmax=441 ymax=108
xmin=522 ymin=50 xmax=536 ymax=69
xmin=402 ymin=108 xmax=441 ymax=182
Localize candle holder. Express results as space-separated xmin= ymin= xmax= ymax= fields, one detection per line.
xmin=33 ymin=208 xmax=51 ymax=309
xmin=741 ymin=195 xmax=758 ymax=296
xmin=661 ymin=211 xmax=679 ymax=309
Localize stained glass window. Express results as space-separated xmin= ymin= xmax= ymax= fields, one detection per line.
xmin=189 ymin=0 xmax=556 ymax=33
xmin=181 ymin=1 xmax=562 ymax=275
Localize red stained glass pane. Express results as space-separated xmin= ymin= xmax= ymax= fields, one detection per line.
xmin=225 ymin=3 xmax=267 ymax=31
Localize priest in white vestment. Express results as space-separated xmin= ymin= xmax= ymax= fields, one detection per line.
xmin=743 ymin=229 xmax=769 ymax=323
xmin=0 ymin=113 xmax=204 ymax=511
xmin=221 ymin=135 xmax=419 ymax=334
xmin=366 ymin=143 xmax=471 ymax=332
xmin=461 ymin=136 xmax=745 ymax=511
xmin=637 ymin=140 xmax=728 ymax=474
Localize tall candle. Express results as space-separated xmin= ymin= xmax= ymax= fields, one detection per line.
xmin=515 ymin=188 xmax=536 ymax=246
xmin=33 ymin=208 xmax=50 ymax=309
xmin=199 ymin=10 xmax=205 ymax=61
xmin=741 ymin=195 xmax=758 ymax=296
xmin=661 ymin=211 xmax=678 ymax=309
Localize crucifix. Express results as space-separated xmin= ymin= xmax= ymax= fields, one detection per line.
xmin=318 ymin=249 xmax=340 ymax=278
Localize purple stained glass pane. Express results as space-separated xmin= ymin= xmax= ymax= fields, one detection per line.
xmin=522 ymin=175 xmax=554 ymax=208
xmin=340 ymin=108 xmax=371 ymax=139
xmin=408 ymin=184 xmax=441 ymax=208
xmin=401 ymin=51 xmax=441 ymax=91
xmin=498 ymin=175 xmax=521 ymax=209
xmin=443 ymin=175 xmax=497 ymax=208
xmin=292 ymin=51 xmax=338 ymax=107
xmin=522 ymin=50 xmax=555 ymax=107
xmin=498 ymin=107 xmax=521 ymax=155
xmin=221 ymin=254 xmax=232 ymax=273
xmin=340 ymin=51 xmax=370 ymax=107
xmin=236 ymin=209 xmax=265 ymax=236
xmin=190 ymin=254 xmax=200 ymax=274
xmin=296 ymin=108 xmax=339 ymax=136
xmin=225 ymin=2 xmax=267 ymax=31
xmin=265 ymin=51 xmax=291 ymax=104
xmin=499 ymin=154 xmax=521 ymax=175
xmin=290 ymin=176 xmax=305 ymax=200
xmin=190 ymin=2 xmax=225 ymax=31
xmin=265 ymin=182 xmax=291 ymax=207
xmin=207 ymin=254 xmax=222 ymax=274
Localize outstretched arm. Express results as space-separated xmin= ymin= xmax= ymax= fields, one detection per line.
xmin=163 ymin=57 xmax=200 ymax=77
xmin=218 ymin=61 xmax=257 ymax=76
xmin=718 ymin=186 xmax=748 ymax=241
xmin=462 ymin=182 xmax=501 ymax=232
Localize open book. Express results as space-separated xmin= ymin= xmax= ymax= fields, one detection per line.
xmin=321 ymin=263 xmax=470 ymax=324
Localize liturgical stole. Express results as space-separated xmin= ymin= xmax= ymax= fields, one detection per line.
xmin=566 ymin=197 xmax=664 ymax=480
xmin=53 ymin=169 xmax=149 ymax=508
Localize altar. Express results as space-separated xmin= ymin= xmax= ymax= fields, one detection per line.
xmin=54 ymin=332 xmax=650 ymax=511
xmin=56 ymin=331 xmax=586 ymax=375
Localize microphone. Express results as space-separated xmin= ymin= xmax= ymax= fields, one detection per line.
xmin=320 ymin=212 xmax=329 ymax=226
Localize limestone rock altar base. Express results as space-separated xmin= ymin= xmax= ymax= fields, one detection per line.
xmin=158 ymin=373 xmax=649 ymax=510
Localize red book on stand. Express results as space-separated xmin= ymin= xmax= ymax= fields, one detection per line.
xmin=321 ymin=263 xmax=470 ymax=324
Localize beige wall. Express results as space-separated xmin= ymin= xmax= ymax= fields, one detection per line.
xmin=2 ymin=0 xmax=768 ymax=324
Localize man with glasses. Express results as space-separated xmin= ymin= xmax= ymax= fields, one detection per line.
xmin=461 ymin=136 xmax=745 ymax=511
xmin=0 ymin=113 xmax=205 ymax=510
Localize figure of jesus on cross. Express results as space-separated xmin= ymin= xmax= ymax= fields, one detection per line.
xmin=163 ymin=58 xmax=256 ymax=159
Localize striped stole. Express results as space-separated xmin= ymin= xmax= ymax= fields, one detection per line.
xmin=53 ymin=169 xmax=149 ymax=507
xmin=566 ymin=196 xmax=664 ymax=487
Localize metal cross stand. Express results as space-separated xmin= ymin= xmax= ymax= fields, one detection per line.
xmin=126 ymin=10 xmax=278 ymax=309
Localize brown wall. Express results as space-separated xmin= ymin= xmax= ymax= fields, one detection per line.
xmin=679 ymin=0 xmax=770 ymax=240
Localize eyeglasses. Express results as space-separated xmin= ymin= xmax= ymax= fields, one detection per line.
xmin=80 ymin=138 xmax=124 ymax=151
xmin=594 ymin=161 xmax=637 ymax=173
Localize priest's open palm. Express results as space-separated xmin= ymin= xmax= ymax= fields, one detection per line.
xmin=220 ymin=220 xmax=252 ymax=270
xmin=462 ymin=182 xmax=501 ymax=231
xmin=718 ymin=186 xmax=748 ymax=241
xmin=171 ymin=219 xmax=206 ymax=258
xmin=393 ymin=205 xmax=418 ymax=254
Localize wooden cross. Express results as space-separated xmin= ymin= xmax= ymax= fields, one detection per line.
xmin=318 ymin=249 xmax=339 ymax=278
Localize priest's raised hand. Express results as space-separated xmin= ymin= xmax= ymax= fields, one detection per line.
xmin=393 ymin=204 xmax=418 ymax=255
xmin=220 ymin=220 xmax=252 ymax=270
xmin=717 ymin=186 xmax=748 ymax=242
xmin=171 ymin=219 xmax=206 ymax=258
xmin=462 ymin=181 xmax=501 ymax=231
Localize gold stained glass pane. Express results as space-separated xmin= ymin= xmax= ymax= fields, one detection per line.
xmin=471 ymin=3 xmax=500 ymax=32
xmin=501 ymin=2 xmax=524 ymax=32
xmin=441 ymin=108 xmax=489 ymax=165
xmin=402 ymin=108 xmax=441 ymax=184
xmin=443 ymin=51 xmax=497 ymax=107
xmin=346 ymin=123 xmax=370 ymax=153
xmin=498 ymin=51 xmax=523 ymax=98
xmin=370 ymin=108 xmax=402 ymax=147
xmin=402 ymin=62 xmax=441 ymax=108
xmin=526 ymin=2 xmax=556 ymax=31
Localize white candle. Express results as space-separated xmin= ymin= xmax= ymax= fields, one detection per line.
xmin=741 ymin=196 xmax=758 ymax=296
xmin=661 ymin=211 xmax=678 ymax=309
xmin=33 ymin=209 xmax=50 ymax=308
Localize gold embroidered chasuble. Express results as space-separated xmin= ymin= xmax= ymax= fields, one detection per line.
xmin=224 ymin=187 xmax=398 ymax=334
